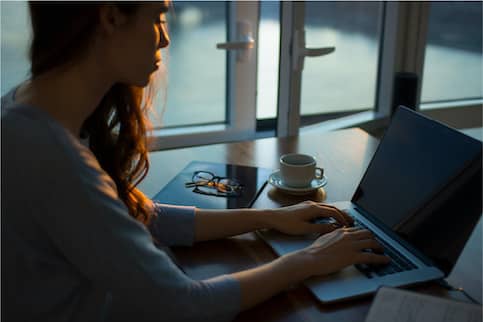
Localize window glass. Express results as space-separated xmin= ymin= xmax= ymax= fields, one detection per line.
xmin=160 ymin=1 xmax=227 ymax=128
xmin=1 ymin=1 xmax=30 ymax=96
xmin=301 ymin=1 xmax=382 ymax=116
xmin=256 ymin=1 xmax=280 ymax=120
xmin=421 ymin=2 xmax=482 ymax=106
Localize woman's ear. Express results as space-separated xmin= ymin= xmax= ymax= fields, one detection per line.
xmin=98 ymin=5 xmax=128 ymax=36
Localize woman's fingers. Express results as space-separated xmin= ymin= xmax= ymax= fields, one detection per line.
xmin=342 ymin=226 xmax=361 ymax=233
xmin=345 ymin=228 xmax=373 ymax=239
xmin=309 ymin=223 xmax=339 ymax=235
xmin=319 ymin=204 xmax=354 ymax=226
xmin=315 ymin=204 xmax=352 ymax=227
xmin=318 ymin=205 xmax=351 ymax=226
xmin=353 ymin=239 xmax=384 ymax=253
xmin=300 ymin=201 xmax=353 ymax=227
xmin=296 ymin=222 xmax=338 ymax=236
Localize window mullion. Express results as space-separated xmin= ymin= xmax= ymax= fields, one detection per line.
xmin=277 ymin=2 xmax=294 ymax=137
xmin=376 ymin=2 xmax=399 ymax=118
xmin=277 ymin=2 xmax=305 ymax=137
xmin=229 ymin=1 xmax=259 ymax=133
xmin=377 ymin=2 xmax=430 ymax=117
xmin=396 ymin=2 xmax=430 ymax=111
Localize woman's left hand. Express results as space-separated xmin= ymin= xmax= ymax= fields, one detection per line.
xmin=264 ymin=201 xmax=354 ymax=236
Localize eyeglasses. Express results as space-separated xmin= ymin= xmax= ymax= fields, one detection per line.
xmin=185 ymin=171 xmax=243 ymax=197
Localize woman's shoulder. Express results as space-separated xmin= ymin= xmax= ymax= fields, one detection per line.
xmin=2 ymin=94 xmax=97 ymax=174
xmin=2 ymin=103 xmax=115 ymax=202
xmin=1 ymin=86 xmax=17 ymax=108
xmin=2 ymin=96 xmax=66 ymax=149
xmin=1 ymin=84 xmax=50 ymax=128
xmin=1 ymin=84 xmax=112 ymax=190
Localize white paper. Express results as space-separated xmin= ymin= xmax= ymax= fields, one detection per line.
xmin=365 ymin=287 xmax=482 ymax=322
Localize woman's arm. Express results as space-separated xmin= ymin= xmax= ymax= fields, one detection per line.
xmin=194 ymin=201 xmax=354 ymax=242
xmin=194 ymin=208 xmax=267 ymax=241
xmin=232 ymin=227 xmax=389 ymax=310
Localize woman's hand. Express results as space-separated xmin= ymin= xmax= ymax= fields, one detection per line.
xmin=294 ymin=227 xmax=391 ymax=278
xmin=232 ymin=226 xmax=390 ymax=311
xmin=264 ymin=201 xmax=354 ymax=236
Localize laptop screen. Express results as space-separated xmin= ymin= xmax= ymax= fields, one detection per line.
xmin=352 ymin=107 xmax=482 ymax=273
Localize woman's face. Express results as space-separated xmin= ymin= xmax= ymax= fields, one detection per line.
xmin=107 ymin=2 xmax=170 ymax=87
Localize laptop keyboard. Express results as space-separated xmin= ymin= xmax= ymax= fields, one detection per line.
xmin=352 ymin=219 xmax=417 ymax=278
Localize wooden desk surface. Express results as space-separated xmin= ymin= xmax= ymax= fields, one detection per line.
xmin=139 ymin=128 xmax=482 ymax=321
xmin=140 ymin=128 xmax=378 ymax=202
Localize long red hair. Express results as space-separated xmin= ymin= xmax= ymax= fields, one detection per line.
xmin=28 ymin=2 xmax=157 ymax=225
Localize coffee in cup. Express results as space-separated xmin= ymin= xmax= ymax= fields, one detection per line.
xmin=279 ymin=153 xmax=324 ymax=188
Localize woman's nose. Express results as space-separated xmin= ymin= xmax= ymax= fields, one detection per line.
xmin=158 ymin=25 xmax=170 ymax=49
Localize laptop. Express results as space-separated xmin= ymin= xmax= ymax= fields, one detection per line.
xmin=258 ymin=106 xmax=482 ymax=303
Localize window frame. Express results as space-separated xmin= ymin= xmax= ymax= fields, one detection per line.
xmin=301 ymin=1 xmax=482 ymax=136
xmin=150 ymin=1 xmax=481 ymax=150
xmin=377 ymin=2 xmax=482 ymax=132
xmin=2 ymin=1 xmax=479 ymax=152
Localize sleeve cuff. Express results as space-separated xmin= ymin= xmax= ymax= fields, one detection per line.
xmin=149 ymin=203 xmax=196 ymax=246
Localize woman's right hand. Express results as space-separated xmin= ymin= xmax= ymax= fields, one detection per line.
xmin=233 ymin=226 xmax=390 ymax=311
xmin=296 ymin=227 xmax=391 ymax=278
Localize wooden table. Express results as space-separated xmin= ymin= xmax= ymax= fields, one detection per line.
xmin=139 ymin=128 xmax=482 ymax=321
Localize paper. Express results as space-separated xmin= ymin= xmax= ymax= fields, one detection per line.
xmin=365 ymin=287 xmax=482 ymax=322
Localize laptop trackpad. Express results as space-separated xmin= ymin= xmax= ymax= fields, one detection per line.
xmin=305 ymin=266 xmax=375 ymax=302
xmin=257 ymin=229 xmax=316 ymax=255
xmin=309 ymin=265 xmax=367 ymax=284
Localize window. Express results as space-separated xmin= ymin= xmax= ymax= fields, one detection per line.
xmin=1 ymin=1 xmax=30 ymax=96
xmin=151 ymin=1 xmax=259 ymax=149
xmin=1 ymin=1 xmax=479 ymax=148
xmin=275 ymin=1 xmax=386 ymax=136
xmin=301 ymin=2 xmax=383 ymax=119
xmin=160 ymin=1 xmax=227 ymax=128
xmin=1 ymin=1 xmax=260 ymax=150
xmin=421 ymin=2 xmax=482 ymax=107
xmin=0 ymin=2 xmax=230 ymax=130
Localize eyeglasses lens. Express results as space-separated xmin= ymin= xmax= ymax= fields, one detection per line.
xmin=193 ymin=172 xmax=214 ymax=184
xmin=188 ymin=171 xmax=242 ymax=197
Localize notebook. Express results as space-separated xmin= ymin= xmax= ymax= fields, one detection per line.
xmin=153 ymin=160 xmax=272 ymax=209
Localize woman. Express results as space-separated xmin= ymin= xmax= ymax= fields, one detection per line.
xmin=1 ymin=2 xmax=389 ymax=321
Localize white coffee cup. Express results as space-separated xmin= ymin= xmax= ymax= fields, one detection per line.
xmin=279 ymin=153 xmax=324 ymax=188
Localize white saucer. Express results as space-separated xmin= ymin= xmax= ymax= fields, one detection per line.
xmin=268 ymin=170 xmax=327 ymax=195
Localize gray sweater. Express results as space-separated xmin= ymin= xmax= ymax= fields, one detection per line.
xmin=1 ymin=89 xmax=240 ymax=322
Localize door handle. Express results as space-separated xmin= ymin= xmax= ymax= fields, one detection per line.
xmin=216 ymin=20 xmax=255 ymax=62
xmin=216 ymin=40 xmax=255 ymax=50
xmin=303 ymin=47 xmax=335 ymax=57
xmin=293 ymin=29 xmax=335 ymax=71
